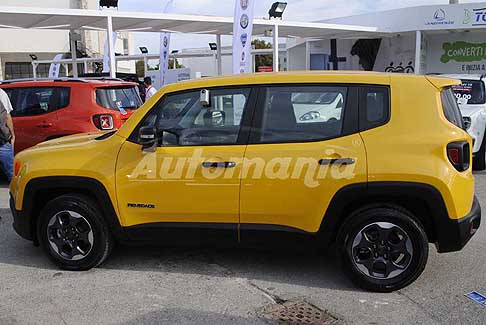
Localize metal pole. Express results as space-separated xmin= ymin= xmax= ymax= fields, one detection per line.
xmin=70 ymin=31 xmax=79 ymax=78
xmin=84 ymin=61 xmax=88 ymax=73
xmin=273 ymin=23 xmax=279 ymax=72
xmin=63 ymin=64 xmax=69 ymax=76
xmin=32 ymin=62 xmax=37 ymax=79
xmin=143 ymin=56 xmax=148 ymax=77
xmin=216 ymin=34 xmax=222 ymax=75
xmin=305 ymin=40 xmax=310 ymax=70
xmin=106 ymin=15 xmax=116 ymax=78
xmin=415 ymin=30 xmax=422 ymax=75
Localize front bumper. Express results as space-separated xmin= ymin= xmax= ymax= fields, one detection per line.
xmin=10 ymin=194 xmax=33 ymax=241
xmin=435 ymin=196 xmax=481 ymax=253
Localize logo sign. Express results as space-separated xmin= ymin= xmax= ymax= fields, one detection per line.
xmin=441 ymin=41 xmax=486 ymax=63
xmin=240 ymin=14 xmax=249 ymax=29
xmin=473 ymin=8 xmax=486 ymax=26
xmin=463 ymin=9 xmax=473 ymax=24
xmin=240 ymin=0 xmax=248 ymax=10
xmin=425 ymin=8 xmax=454 ymax=26
xmin=241 ymin=51 xmax=246 ymax=62
xmin=434 ymin=9 xmax=446 ymax=21
xmin=240 ymin=33 xmax=248 ymax=47
xmin=465 ymin=291 xmax=486 ymax=306
xmin=163 ymin=36 xmax=169 ymax=47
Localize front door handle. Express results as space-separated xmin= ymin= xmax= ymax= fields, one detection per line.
xmin=319 ymin=158 xmax=355 ymax=165
xmin=202 ymin=161 xmax=236 ymax=168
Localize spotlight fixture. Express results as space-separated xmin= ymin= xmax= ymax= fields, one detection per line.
xmin=29 ymin=54 xmax=38 ymax=61
xmin=269 ymin=2 xmax=287 ymax=19
xmin=209 ymin=43 xmax=218 ymax=51
xmin=139 ymin=47 xmax=149 ymax=54
xmin=99 ymin=0 xmax=118 ymax=8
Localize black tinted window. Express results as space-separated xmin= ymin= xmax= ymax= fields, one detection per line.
xmin=359 ymin=86 xmax=390 ymax=131
xmin=10 ymin=87 xmax=70 ymax=117
xmin=256 ymin=86 xmax=347 ymax=143
xmin=96 ymin=86 xmax=143 ymax=111
xmin=441 ymin=88 xmax=464 ymax=129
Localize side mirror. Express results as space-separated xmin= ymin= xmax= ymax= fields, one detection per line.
xmin=139 ymin=126 xmax=157 ymax=152
xmin=203 ymin=110 xmax=225 ymax=127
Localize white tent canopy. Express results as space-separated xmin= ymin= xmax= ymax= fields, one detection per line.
xmin=0 ymin=6 xmax=380 ymax=77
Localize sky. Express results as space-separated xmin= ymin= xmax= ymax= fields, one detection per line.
xmin=116 ymin=0 xmax=479 ymax=53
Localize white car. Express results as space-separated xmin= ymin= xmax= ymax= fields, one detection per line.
xmin=291 ymin=91 xmax=344 ymax=123
xmin=442 ymin=74 xmax=486 ymax=170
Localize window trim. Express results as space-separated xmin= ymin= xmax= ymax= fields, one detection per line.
xmin=247 ymin=84 xmax=360 ymax=145
xmin=128 ymin=86 xmax=258 ymax=147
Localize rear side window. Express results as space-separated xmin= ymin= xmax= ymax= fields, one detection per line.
xmin=96 ymin=86 xmax=143 ymax=111
xmin=451 ymin=80 xmax=486 ymax=105
xmin=359 ymin=86 xmax=390 ymax=131
xmin=9 ymin=87 xmax=70 ymax=117
xmin=254 ymin=86 xmax=347 ymax=143
xmin=441 ymin=88 xmax=464 ymax=129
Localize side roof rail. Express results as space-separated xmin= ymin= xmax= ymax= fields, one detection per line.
xmin=0 ymin=78 xmax=90 ymax=85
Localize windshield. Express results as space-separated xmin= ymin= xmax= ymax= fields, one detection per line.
xmin=96 ymin=86 xmax=143 ymax=111
xmin=451 ymin=80 xmax=486 ymax=105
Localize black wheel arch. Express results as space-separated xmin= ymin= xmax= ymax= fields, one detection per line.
xmin=318 ymin=181 xmax=451 ymax=247
xmin=21 ymin=176 xmax=126 ymax=245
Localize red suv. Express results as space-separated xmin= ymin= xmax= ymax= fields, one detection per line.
xmin=0 ymin=78 xmax=143 ymax=153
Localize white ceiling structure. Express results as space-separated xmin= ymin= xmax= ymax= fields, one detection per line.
xmin=0 ymin=6 xmax=379 ymax=38
xmin=0 ymin=6 xmax=382 ymax=77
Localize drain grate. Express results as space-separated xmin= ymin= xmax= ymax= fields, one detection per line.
xmin=259 ymin=300 xmax=338 ymax=325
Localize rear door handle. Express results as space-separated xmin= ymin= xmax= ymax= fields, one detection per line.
xmin=319 ymin=158 xmax=355 ymax=165
xmin=36 ymin=123 xmax=53 ymax=128
xmin=202 ymin=161 xmax=236 ymax=168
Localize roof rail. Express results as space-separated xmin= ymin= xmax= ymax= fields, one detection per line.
xmin=0 ymin=77 xmax=89 ymax=84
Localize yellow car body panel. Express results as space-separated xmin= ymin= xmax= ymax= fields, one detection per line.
xmin=10 ymin=71 xmax=474 ymax=235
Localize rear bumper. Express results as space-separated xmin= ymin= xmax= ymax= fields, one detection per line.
xmin=10 ymin=194 xmax=33 ymax=241
xmin=435 ymin=196 xmax=481 ymax=253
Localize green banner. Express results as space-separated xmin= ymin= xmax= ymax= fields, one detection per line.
xmin=441 ymin=41 xmax=486 ymax=64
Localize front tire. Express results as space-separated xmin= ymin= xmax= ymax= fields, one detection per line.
xmin=38 ymin=194 xmax=114 ymax=270
xmin=337 ymin=206 xmax=428 ymax=292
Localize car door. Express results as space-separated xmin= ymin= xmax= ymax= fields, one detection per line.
xmin=115 ymin=86 xmax=255 ymax=241
xmin=10 ymin=87 xmax=65 ymax=152
xmin=239 ymin=85 xmax=369 ymax=239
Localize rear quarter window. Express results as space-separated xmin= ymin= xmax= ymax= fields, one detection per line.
xmin=441 ymin=88 xmax=464 ymax=129
xmin=96 ymin=86 xmax=143 ymax=111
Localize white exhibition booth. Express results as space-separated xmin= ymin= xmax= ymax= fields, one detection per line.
xmin=291 ymin=2 xmax=486 ymax=75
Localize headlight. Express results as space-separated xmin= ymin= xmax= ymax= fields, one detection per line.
xmin=299 ymin=111 xmax=320 ymax=121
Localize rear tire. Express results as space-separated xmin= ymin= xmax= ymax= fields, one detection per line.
xmin=38 ymin=194 xmax=114 ymax=271
xmin=337 ymin=206 xmax=428 ymax=292
xmin=473 ymin=133 xmax=486 ymax=171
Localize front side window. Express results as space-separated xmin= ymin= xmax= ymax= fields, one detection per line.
xmin=451 ymin=80 xmax=486 ymax=105
xmin=136 ymin=88 xmax=251 ymax=146
xmin=96 ymin=86 xmax=143 ymax=111
xmin=256 ymin=86 xmax=347 ymax=143
xmin=10 ymin=87 xmax=70 ymax=117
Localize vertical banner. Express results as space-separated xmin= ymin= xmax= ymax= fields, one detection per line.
xmin=233 ymin=0 xmax=255 ymax=74
xmin=160 ymin=0 xmax=175 ymax=86
xmin=102 ymin=32 xmax=118 ymax=73
xmin=48 ymin=54 xmax=64 ymax=78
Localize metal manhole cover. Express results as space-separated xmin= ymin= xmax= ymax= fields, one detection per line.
xmin=259 ymin=300 xmax=338 ymax=325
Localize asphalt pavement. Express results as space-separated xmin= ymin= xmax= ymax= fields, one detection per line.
xmin=0 ymin=174 xmax=485 ymax=324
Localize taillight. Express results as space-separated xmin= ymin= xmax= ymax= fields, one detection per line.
xmin=447 ymin=141 xmax=470 ymax=172
xmin=93 ymin=114 xmax=114 ymax=130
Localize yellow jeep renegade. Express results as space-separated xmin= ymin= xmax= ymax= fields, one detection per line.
xmin=10 ymin=72 xmax=481 ymax=292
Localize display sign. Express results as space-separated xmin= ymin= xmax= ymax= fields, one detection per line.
xmin=102 ymin=32 xmax=117 ymax=73
xmin=159 ymin=0 xmax=175 ymax=86
xmin=48 ymin=54 xmax=63 ymax=78
xmin=233 ymin=0 xmax=255 ymax=74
